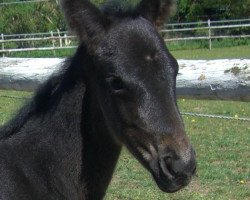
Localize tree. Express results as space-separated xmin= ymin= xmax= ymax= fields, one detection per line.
xmin=0 ymin=1 xmax=65 ymax=34
xmin=172 ymin=0 xmax=250 ymax=22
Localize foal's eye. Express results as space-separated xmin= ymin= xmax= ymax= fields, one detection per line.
xmin=106 ymin=76 xmax=126 ymax=95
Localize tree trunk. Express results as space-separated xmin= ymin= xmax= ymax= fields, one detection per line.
xmin=0 ymin=58 xmax=249 ymax=101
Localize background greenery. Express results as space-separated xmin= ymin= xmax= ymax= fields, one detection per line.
xmin=174 ymin=0 xmax=250 ymax=22
xmin=0 ymin=0 xmax=249 ymax=34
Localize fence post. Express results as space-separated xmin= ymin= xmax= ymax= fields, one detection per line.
xmin=64 ymin=33 xmax=71 ymax=46
xmin=208 ymin=19 xmax=212 ymax=50
xmin=57 ymin=29 xmax=62 ymax=48
xmin=50 ymin=31 xmax=56 ymax=56
xmin=64 ymin=34 xmax=67 ymax=46
xmin=1 ymin=33 xmax=5 ymax=57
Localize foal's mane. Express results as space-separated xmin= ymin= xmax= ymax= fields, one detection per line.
xmin=0 ymin=45 xmax=89 ymax=140
xmin=100 ymin=0 xmax=175 ymax=27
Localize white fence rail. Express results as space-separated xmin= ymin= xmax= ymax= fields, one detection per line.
xmin=0 ymin=30 xmax=77 ymax=55
xmin=0 ymin=19 xmax=249 ymax=54
xmin=161 ymin=19 xmax=250 ymax=50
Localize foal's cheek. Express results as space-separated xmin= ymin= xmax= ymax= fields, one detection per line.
xmin=115 ymin=100 xmax=135 ymax=124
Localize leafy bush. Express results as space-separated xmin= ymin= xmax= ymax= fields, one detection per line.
xmin=0 ymin=0 xmax=143 ymax=34
xmin=0 ymin=1 xmax=65 ymax=34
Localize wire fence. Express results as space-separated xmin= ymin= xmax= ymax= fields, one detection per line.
xmin=181 ymin=112 xmax=250 ymax=122
xmin=0 ymin=0 xmax=49 ymax=5
xmin=0 ymin=95 xmax=249 ymax=122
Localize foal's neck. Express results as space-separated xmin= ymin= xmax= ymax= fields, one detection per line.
xmin=82 ymin=91 xmax=121 ymax=200
xmin=67 ymin=45 xmax=122 ymax=199
xmin=80 ymin=75 xmax=122 ymax=200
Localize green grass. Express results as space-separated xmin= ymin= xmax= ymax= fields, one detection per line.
xmin=171 ymin=45 xmax=250 ymax=60
xmin=166 ymin=38 xmax=250 ymax=51
xmin=0 ymin=90 xmax=32 ymax=126
xmin=2 ymin=44 xmax=250 ymax=60
xmin=3 ymin=48 xmax=76 ymax=58
xmin=0 ymin=89 xmax=249 ymax=199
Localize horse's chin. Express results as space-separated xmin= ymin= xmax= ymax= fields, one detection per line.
xmin=152 ymin=174 xmax=190 ymax=193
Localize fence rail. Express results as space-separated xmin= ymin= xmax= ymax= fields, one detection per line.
xmin=164 ymin=18 xmax=250 ymax=27
xmin=161 ymin=19 xmax=250 ymax=50
xmin=165 ymin=35 xmax=250 ymax=42
xmin=0 ymin=19 xmax=249 ymax=54
xmin=0 ymin=36 xmax=76 ymax=43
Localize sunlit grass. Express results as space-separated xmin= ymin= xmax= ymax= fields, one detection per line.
xmin=3 ymin=45 xmax=250 ymax=60
xmin=171 ymin=45 xmax=250 ymax=60
xmin=0 ymin=90 xmax=32 ymax=126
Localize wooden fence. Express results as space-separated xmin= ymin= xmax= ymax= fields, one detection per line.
xmin=0 ymin=19 xmax=250 ymax=55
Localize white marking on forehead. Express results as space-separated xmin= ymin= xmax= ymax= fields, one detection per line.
xmin=145 ymin=55 xmax=153 ymax=61
xmin=145 ymin=53 xmax=159 ymax=62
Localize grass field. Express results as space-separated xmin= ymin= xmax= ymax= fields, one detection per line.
xmin=3 ymin=45 xmax=250 ymax=60
xmin=171 ymin=45 xmax=250 ymax=60
xmin=0 ymin=90 xmax=249 ymax=200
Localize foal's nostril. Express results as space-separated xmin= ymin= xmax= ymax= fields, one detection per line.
xmin=164 ymin=156 xmax=172 ymax=165
xmin=166 ymin=163 xmax=178 ymax=176
xmin=159 ymin=147 xmax=196 ymax=180
xmin=162 ymin=156 xmax=179 ymax=176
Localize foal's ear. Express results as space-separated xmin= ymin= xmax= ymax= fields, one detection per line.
xmin=135 ymin=0 xmax=175 ymax=28
xmin=60 ymin=0 xmax=110 ymax=52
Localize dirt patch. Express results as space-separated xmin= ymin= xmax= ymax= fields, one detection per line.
xmin=198 ymin=74 xmax=206 ymax=81
xmin=187 ymin=178 xmax=211 ymax=196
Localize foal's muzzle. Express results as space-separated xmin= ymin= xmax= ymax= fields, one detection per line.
xmin=124 ymin=126 xmax=196 ymax=193
xmin=150 ymin=146 xmax=196 ymax=193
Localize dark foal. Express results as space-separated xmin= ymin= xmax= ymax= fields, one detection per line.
xmin=0 ymin=0 xmax=196 ymax=199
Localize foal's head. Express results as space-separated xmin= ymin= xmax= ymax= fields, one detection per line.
xmin=61 ymin=0 xmax=196 ymax=193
